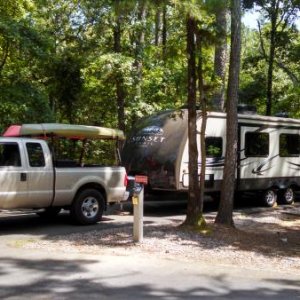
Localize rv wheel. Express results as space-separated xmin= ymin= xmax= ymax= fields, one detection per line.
xmin=279 ymin=188 xmax=294 ymax=205
xmin=262 ymin=189 xmax=277 ymax=207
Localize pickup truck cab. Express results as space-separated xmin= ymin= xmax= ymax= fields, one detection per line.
xmin=0 ymin=124 xmax=128 ymax=225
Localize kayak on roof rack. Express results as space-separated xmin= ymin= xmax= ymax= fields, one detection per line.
xmin=3 ymin=123 xmax=125 ymax=141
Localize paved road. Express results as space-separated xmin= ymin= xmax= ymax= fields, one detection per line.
xmin=0 ymin=200 xmax=300 ymax=299
xmin=1 ymin=244 xmax=300 ymax=300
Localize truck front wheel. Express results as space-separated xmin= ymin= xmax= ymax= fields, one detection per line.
xmin=71 ymin=189 xmax=105 ymax=225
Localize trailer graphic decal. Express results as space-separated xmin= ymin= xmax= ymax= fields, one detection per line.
xmin=287 ymin=162 xmax=300 ymax=170
xmin=251 ymin=155 xmax=278 ymax=175
xmin=183 ymin=157 xmax=225 ymax=168
xmin=129 ymin=126 xmax=166 ymax=146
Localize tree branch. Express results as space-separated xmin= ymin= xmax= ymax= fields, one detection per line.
xmin=257 ymin=20 xmax=267 ymax=60
xmin=275 ymin=59 xmax=299 ymax=86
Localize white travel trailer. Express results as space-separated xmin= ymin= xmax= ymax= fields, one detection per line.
xmin=122 ymin=109 xmax=300 ymax=207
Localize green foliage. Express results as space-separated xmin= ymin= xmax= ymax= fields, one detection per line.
xmin=0 ymin=82 xmax=53 ymax=132
xmin=0 ymin=0 xmax=298 ymax=134
xmin=52 ymin=138 xmax=117 ymax=165
xmin=240 ymin=11 xmax=300 ymax=115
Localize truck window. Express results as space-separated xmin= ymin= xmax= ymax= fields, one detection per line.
xmin=205 ymin=137 xmax=222 ymax=158
xmin=245 ymin=132 xmax=269 ymax=157
xmin=279 ymin=134 xmax=300 ymax=157
xmin=26 ymin=143 xmax=45 ymax=167
xmin=0 ymin=143 xmax=21 ymax=167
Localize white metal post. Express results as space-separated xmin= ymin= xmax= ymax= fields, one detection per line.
xmin=133 ymin=184 xmax=144 ymax=243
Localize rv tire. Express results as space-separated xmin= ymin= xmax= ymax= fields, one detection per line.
xmin=279 ymin=188 xmax=294 ymax=205
xmin=262 ymin=189 xmax=277 ymax=207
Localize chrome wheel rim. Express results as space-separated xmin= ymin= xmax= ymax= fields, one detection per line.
xmin=284 ymin=188 xmax=294 ymax=203
xmin=265 ymin=190 xmax=275 ymax=206
xmin=81 ymin=197 xmax=99 ymax=219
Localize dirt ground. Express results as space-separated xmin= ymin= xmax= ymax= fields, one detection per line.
xmin=209 ymin=205 xmax=300 ymax=254
xmin=23 ymin=202 xmax=300 ymax=274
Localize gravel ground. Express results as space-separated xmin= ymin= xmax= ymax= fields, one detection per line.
xmin=23 ymin=204 xmax=300 ymax=274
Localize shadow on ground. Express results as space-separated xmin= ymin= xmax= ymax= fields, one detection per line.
xmin=0 ymin=256 xmax=299 ymax=299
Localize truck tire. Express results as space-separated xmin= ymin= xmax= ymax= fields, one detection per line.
xmin=70 ymin=189 xmax=105 ymax=225
xmin=262 ymin=189 xmax=277 ymax=207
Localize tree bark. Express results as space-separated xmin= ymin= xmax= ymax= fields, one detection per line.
xmin=154 ymin=6 xmax=161 ymax=46
xmin=266 ymin=0 xmax=279 ymax=116
xmin=196 ymin=28 xmax=207 ymax=215
xmin=0 ymin=40 xmax=9 ymax=77
xmin=114 ymin=0 xmax=126 ymax=138
xmin=183 ymin=15 xmax=203 ymax=227
xmin=162 ymin=3 xmax=167 ymax=59
xmin=215 ymin=0 xmax=241 ymax=226
xmin=134 ymin=0 xmax=147 ymax=103
xmin=212 ymin=5 xmax=228 ymax=112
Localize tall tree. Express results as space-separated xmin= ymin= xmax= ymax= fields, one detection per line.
xmin=133 ymin=0 xmax=147 ymax=104
xmin=215 ymin=0 xmax=241 ymax=226
xmin=244 ymin=0 xmax=300 ymax=115
xmin=113 ymin=0 xmax=126 ymax=141
xmin=266 ymin=0 xmax=279 ymax=115
xmin=162 ymin=2 xmax=168 ymax=59
xmin=183 ymin=13 xmax=204 ymax=227
xmin=196 ymin=25 xmax=208 ymax=216
xmin=0 ymin=0 xmax=54 ymax=129
xmin=211 ymin=2 xmax=228 ymax=111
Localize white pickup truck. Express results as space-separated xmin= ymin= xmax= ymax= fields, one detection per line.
xmin=0 ymin=124 xmax=128 ymax=225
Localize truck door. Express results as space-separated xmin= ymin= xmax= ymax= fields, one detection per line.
xmin=25 ymin=142 xmax=54 ymax=207
xmin=0 ymin=141 xmax=28 ymax=208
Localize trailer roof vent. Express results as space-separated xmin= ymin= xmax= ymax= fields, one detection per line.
xmin=238 ymin=104 xmax=257 ymax=115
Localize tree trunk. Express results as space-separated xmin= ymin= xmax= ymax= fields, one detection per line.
xmin=265 ymin=0 xmax=279 ymax=116
xmin=0 ymin=40 xmax=9 ymax=77
xmin=212 ymin=5 xmax=228 ymax=111
xmin=134 ymin=0 xmax=147 ymax=103
xmin=162 ymin=3 xmax=167 ymax=59
xmin=196 ymin=28 xmax=207 ymax=215
xmin=215 ymin=0 xmax=241 ymax=226
xmin=183 ymin=15 xmax=203 ymax=228
xmin=113 ymin=0 xmax=126 ymax=146
xmin=154 ymin=6 xmax=161 ymax=46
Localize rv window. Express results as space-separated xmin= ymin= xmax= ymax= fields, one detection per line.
xmin=245 ymin=132 xmax=269 ymax=157
xmin=279 ymin=134 xmax=300 ymax=157
xmin=205 ymin=137 xmax=222 ymax=158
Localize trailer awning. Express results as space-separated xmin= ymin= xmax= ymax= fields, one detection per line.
xmin=3 ymin=123 xmax=125 ymax=140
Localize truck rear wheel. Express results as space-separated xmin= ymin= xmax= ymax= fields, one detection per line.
xmin=71 ymin=189 xmax=105 ymax=225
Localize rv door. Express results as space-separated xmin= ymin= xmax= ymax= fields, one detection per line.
xmin=238 ymin=125 xmax=277 ymax=191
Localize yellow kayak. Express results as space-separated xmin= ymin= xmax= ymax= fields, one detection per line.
xmin=3 ymin=123 xmax=125 ymax=140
